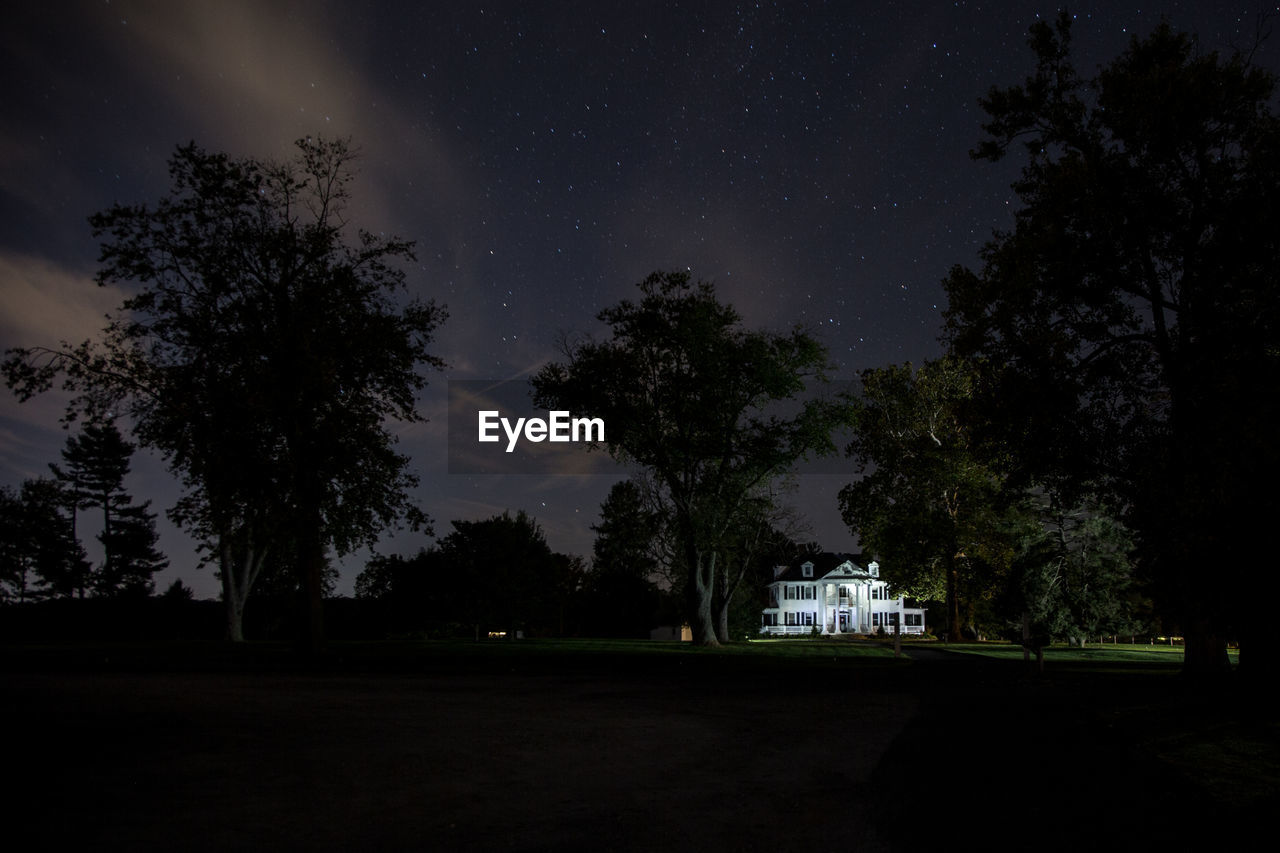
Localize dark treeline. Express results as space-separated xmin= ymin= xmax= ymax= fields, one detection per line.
xmin=352 ymin=509 xmax=675 ymax=641
xmin=1 ymin=422 xmax=166 ymax=603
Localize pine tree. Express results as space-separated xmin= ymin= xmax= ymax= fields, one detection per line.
xmin=51 ymin=423 xmax=166 ymax=597
xmin=97 ymin=501 xmax=167 ymax=597
xmin=0 ymin=479 xmax=90 ymax=601
xmin=0 ymin=485 xmax=29 ymax=601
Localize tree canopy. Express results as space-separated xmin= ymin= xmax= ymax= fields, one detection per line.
xmin=942 ymin=14 xmax=1280 ymax=673
xmin=437 ymin=510 xmax=578 ymax=639
xmin=533 ymin=271 xmax=843 ymax=644
xmin=839 ymin=357 xmax=1007 ymax=640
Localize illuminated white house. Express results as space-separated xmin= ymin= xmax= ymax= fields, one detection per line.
xmin=760 ymin=554 xmax=927 ymax=636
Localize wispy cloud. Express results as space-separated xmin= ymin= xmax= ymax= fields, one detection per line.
xmin=0 ymin=251 xmax=123 ymax=349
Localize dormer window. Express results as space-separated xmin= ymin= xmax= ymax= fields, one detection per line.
xmin=801 ymin=561 xmax=814 ymax=578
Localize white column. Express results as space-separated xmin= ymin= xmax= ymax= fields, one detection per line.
xmin=860 ymin=582 xmax=869 ymax=633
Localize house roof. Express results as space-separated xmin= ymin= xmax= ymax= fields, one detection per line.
xmin=770 ymin=552 xmax=879 ymax=584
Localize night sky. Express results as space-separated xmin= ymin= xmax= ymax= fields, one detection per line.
xmin=2 ymin=1 xmax=1274 ymax=597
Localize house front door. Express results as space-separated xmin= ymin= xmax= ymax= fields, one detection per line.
xmin=839 ymin=612 xmax=850 ymax=631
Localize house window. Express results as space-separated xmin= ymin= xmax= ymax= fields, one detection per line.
xmin=839 ymin=587 xmax=849 ymax=602
xmin=905 ymin=613 xmax=923 ymax=627
xmin=801 ymin=562 xmax=814 ymax=578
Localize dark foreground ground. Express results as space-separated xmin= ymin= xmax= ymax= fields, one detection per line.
xmin=2 ymin=642 xmax=1274 ymax=852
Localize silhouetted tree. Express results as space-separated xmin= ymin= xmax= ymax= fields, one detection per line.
xmin=437 ymin=511 xmax=569 ymax=639
xmin=51 ymin=422 xmax=166 ymax=598
xmin=585 ymin=480 xmax=662 ymax=637
xmin=533 ymin=271 xmax=842 ymax=645
xmin=4 ymin=137 xmax=446 ymax=648
xmin=0 ymin=479 xmax=90 ymax=601
xmin=96 ymin=504 xmax=166 ymax=597
xmin=592 ymin=480 xmax=659 ymax=581
xmin=354 ymin=552 xmax=410 ymax=602
xmin=354 ymin=548 xmax=454 ymax=636
xmin=160 ymin=578 xmax=194 ymax=601
xmin=548 ymin=552 xmax=589 ymax=637
xmin=942 ymin=14 xmax=1280 ymax=674
xmin=0 ymin=486 xmax=23 ymax=601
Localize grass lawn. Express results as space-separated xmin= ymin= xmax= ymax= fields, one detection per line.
xmin=0 ymin=634 xmax=903 ymax=677
xmin=2 ymin=634 xmax=1271 ymax=850
xmin=918 ymin=640 xmax=1239 ymax=666
xmin=404 ymin=635 xmax=899 ymax=656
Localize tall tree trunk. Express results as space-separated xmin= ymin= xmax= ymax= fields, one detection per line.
xmin=690 ymin=550 xmax=719 ymax=646
xmin=218 ymin=529 xmax=268 ymax=644
xmin=223 ymin=580 xmax=245 ymax=643
xmin=69 ymin=479 xmax=86 ymax=599
xmin=714 ymin=556 xmax=748 ymax=644
xmin=100 ymin=491 xmax=112 ymax=595
xmin=220 ymin=535 xmax=246 ymax=642
xmin=297 ymin=503 xmax=326 ymax=659
xmin=1021 ymin=610 xmax=1032 ymax=668
xmin=946 ymin=555 xmax=963 ymax=642
xmin=1182 ymin=614 xmax=1230 ymax=676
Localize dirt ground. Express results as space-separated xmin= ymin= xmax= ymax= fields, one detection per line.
xmin=1 ymin=649 xmax=1268 ymax=852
